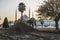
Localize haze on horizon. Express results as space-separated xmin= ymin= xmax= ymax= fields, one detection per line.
xmin=0 ymin=0 xmax=45 ymax=24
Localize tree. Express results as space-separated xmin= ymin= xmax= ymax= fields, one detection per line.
xmin=37 ymin=0 xmax=60 ymax=30
xmin=18 ymin=2 xmax=26 ymax=21
xmin=39 ymin=19 xmax=44 ymax=28
xmin=27 ymin=18 xmax=36 ymax=28
xmin=3 ymin=17 xmax=9 ymax=28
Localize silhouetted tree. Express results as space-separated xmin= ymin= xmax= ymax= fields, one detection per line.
xmin=18 ymin=2 xmax=26 ymax=21
xmin=37 ymin=0 xmax=60 ymax=30
xmin=40 ymin=19 xmax=44 ymax=28
xmin=27 ymin=18 xmax=36 ymax=28
xmin=3 ymin=17 xmax=9 ymax=28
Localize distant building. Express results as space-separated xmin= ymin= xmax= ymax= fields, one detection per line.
xmin=35 ymin=20 xmax=55 ymax=28
xmin=22 ymin=15 xmax=30 ymax=22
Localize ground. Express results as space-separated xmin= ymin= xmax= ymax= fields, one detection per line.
xmin=0 ymin=28 xmax=60 ymax=40
xmin=0 ymin=22 xmax=59 ymax=40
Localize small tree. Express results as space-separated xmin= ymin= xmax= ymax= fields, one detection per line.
xmin=39 ymin=19 xmax=44 ymax=28
xmin=3 ymin=17 xmax=9 ymax=28
xmin=18 ymin=2 xmax=26 ymax=21
xmin=27 ymin=18 xmax=36 ymax=28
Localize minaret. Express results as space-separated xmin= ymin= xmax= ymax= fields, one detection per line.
xmin=32 ymin=12 xmax=34 ymax=18
xmin=0 ymin=16 xmax=1 ymax=20
xmin=15 ymin=9 xmax=17 ymax=21
xmin=29 ymin=8 xmax=30 ymax=18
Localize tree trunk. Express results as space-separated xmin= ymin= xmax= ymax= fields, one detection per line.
xmin=54 ymin=16 xmax=59 ymax=30
xmin=55 ymin=21 xmax=59 ymax=30
xmin=32 ymin=24 xmax=34 ymax=28
xmin=21 ymin=12 xmax=23 ymax=21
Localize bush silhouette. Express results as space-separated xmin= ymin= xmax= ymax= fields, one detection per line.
xmin=3 ymin=17 xmax=9 ymax=28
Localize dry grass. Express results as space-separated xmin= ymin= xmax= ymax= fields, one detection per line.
xmin=36 ymin=28 xmax=56 ymax=32
xmin=35 ymin=28 xmax=60 ymax=34
xmin=36 ymin=28 xmax=55 ymax=30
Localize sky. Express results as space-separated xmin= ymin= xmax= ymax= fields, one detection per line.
xmin=0 ymin=0 xmax=45 ymax=24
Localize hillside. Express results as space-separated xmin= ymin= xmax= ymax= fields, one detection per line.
xmin=4 ymin=22 xmax=36 ymax=35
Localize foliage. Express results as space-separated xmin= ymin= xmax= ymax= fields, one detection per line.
xmin=37 ymin=0 xmax=60 ymax=30
xmin=18 ymin=2 xmax=26 ymax=21
xmin=3 ymin=17 xmax=9 ymax=28
xmin=18 ymin=3 xmax=26 ymax=13
xmin=37 ymin=4 xmax=55 ymax=18
xmin=27 ymin=18 xmax=36 ymax=27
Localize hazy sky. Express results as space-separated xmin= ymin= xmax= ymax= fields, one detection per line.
xmin=0 ymin=0 xmax=45 ymax=24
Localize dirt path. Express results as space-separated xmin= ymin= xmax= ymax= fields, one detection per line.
xmin=0 ymin=34 xmax=14 ymax=40
xmin=28 ymin=32 xmax=60 ymax=40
